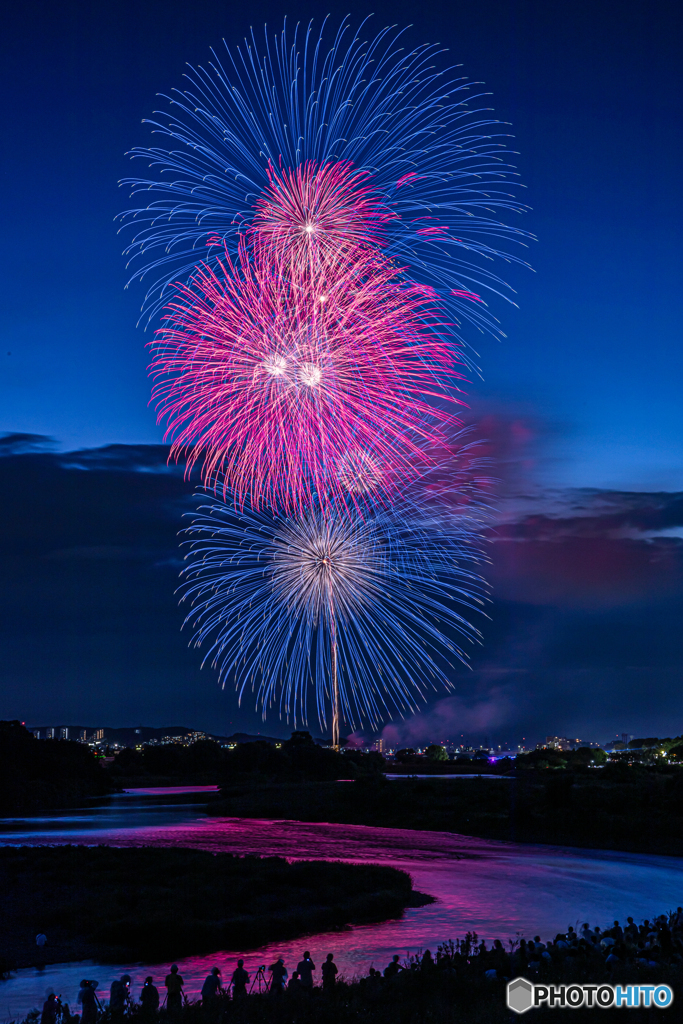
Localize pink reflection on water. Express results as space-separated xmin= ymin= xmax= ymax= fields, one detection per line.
xmin=123 ymin=787 xmax=219 ymax=796
xmin=3 ymin=814 xmax=683 ymax=1020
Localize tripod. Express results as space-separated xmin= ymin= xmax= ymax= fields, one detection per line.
xmin=249 ymin=966 xmax=270 ymax=995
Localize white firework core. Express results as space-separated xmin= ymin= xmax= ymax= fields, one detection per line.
xmin=263 ymin=354 xmax=287 ymax=376
xmin=179 ymin=487 xmax=489 ymax=733
xmin=338 ymin=449 xmax=384 ymax=493
xmin=298 ymin=361 xmax=322 ymax=387
xmin=272 ymin=514 xmax=379 ymax=623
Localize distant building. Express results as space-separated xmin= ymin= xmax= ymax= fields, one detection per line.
xmin=542 ymin=736 xmax=575 ymax=751
xmin=45 ymin=727 xmax=55 ymax=739
xmin=59 ymin=727 xmax=69 ymax=740
xmin=156 ymin=730 xmax=207 ymax=746
xmin=539 ymin=736 xmax=602 ymax=751
xmin=372 ymin=739 xmax=385 ymax=754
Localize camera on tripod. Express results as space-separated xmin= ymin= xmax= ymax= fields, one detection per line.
xmin=248 ymin=966 xmax=270 ymax=994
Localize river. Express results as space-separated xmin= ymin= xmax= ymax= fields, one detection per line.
xmin=1 ymin=785 xmax=682 ymax=1020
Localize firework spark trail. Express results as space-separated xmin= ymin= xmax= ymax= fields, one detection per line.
xmin=118 ymin=18 xmax=518 ymax=736
xmin=251 ymin=160 xmax=397 ymax=274
xmin=151 ymin=236 xmax=467 ymax=512
xmin=179 ymin=484 xmax=490 ymax=732
xmin=118 ymin=16 xmax=532 ymax=349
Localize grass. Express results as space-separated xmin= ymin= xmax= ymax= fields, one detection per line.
xmin=209 ymin=768 xmax=683 ymax=856
xmin=0 ymin=846 xmax=429 ymax=969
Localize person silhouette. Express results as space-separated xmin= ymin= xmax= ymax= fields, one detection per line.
xmin=77 ymin=980 xmax=98 ymax=1024
xmin=383 ymin=955 xmax=402 ymax=978
xmin=110 ymin=974 xmax=131 ymax=1017
xmin=269 ymin=958 xmax=288 ymax=995
xmin=165 ymin=965 xmax=184 ymax=1013
xmin=421 ymin=950 xmax=434 ymax=971
xmin=35 ymin=933 xmax=47 ymax=968
xmin=41 ymin=992 xmax=58 ymax=1024
xmin=321 ymin=954 xmax=338 ymax=991
xmin=201 ymin=968 xmax=222 ymax=1006
xmin=288 ymin=971 xmax=302 ymax=993
xmin=296 ymin=951 xmax=315 ymax=991
xmin=231 ymin=960 xmax=249 ymax=999
xmin=140 ymin=977 xmax=159 ymax=1015
xmin=367 ymin=967 xmax=381 ymax=993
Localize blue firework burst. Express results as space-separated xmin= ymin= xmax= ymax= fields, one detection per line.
xmin=179 ymin=487 xmax=489 ymax=734
xmin=118 ymin=16 xmax=532 ymax=352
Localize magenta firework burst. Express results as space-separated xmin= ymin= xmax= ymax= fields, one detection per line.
xmin=151 ymin=238 xmax=464 ymax=511
xmin=251 ymin=160 xmax=395 ymax=271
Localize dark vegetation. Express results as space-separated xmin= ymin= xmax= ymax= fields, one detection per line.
xmin=0 ymin=721 xmax=114 ymax=815
xmin=515 ymin=746 xmax=607 ymax=769
xmin=0 ymin=846 xmax=427 ymax=970
xmin=211 ymin=766 xmax=683 ymax=856
xmin=389 ymin=744 xmax=609 ymax=773
xmin=110 ymin=740 xmax=233 ymax=785
xmin=110 ymin=731 xmax=384 ymax=786
xmin=616 ymin=736 xmax=683 ymax=758
xmin=218 ymin=732 xmax=385 ymax=781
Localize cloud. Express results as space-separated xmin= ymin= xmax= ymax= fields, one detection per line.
xmin=0 ymin=432 xmax=57 ymax=456
xmin=381 ymin=684 xmax=520 ymax=748
xmin=496 ymin=488 xmax=683 ymax=534
xmin=0 ymin=440 xmax=265 ymax=736
xmin=488 ymin=489 xmax=683 ymax=607
xmin=58 ymin=443 xmax=186 ymax=475
xmin=459 ymin=402 xmax=560 ymax=496
xmin=1 ymin=439 xmax=682 ymax=742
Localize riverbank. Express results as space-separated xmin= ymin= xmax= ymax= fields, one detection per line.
xmin=0 ymin=721 xmax=114 ymax=815
xmin=0 ymin=846 xmax=431 ymax=971
xmin=209 ymin=770 xmax=683 ymax=857
xmin=15 ymin=909 xmax=683 ymax=1024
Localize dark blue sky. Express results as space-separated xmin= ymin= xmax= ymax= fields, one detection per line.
xmin=1 ymin=0 xmax=682 ymax=741
xmin=1 ymin=438 xmax=682 ymax=743
xmin=2 ymin=0 xmax=681 ymax=489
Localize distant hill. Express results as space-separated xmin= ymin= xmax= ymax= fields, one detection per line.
xmin=103 ymin=726 xmax=287 ymax=746
xmin=27 ymin=725 xmax=293 ymax=746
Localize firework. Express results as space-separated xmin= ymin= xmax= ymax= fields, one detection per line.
xmin=118 ymin=17 xmax=531 ymax=346
xmin=119 ymin=19 xmax=511 ymax=738
xmin=151 ymin=236 xmax=465 ymax=512
xmin=179 ymin=486 xmax=489 ymax=736
xmin=251 ymin=159 xmax=396 ymax=274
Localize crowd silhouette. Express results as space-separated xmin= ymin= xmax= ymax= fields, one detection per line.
xmin=36 ymin=911 xmax=683 ymax=1024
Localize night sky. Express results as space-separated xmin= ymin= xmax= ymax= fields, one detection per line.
xmin=1 ymin=0 xmax=682 ymax=743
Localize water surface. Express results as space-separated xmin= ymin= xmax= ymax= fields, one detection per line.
xmin=2 ymin=787 xmax=681 ymax=1020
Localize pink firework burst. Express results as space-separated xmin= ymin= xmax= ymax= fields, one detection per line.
xmin=251 ymin=160 xmax=395 ymax=272
xmin=151 ymin=238 xmax=465 ymax=511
